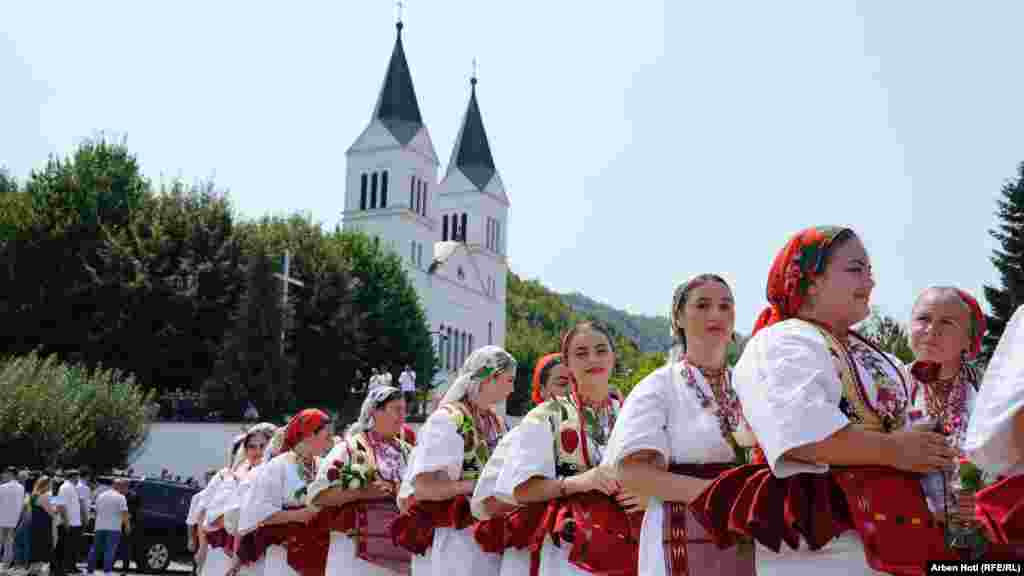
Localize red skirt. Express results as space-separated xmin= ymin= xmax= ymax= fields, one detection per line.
xmin=531 ymin=492 xmax=643 ymax=576
xmin=689 ymin=464 xmax=956 ymax=576
xmin=975 ymin=473 xmax=1024 ymax=546
xmin=389 ymin=495 xmax=475 ymax=556
xmin=663 ymin=463 xmax=753 ymax=576
xmin=236 ymin=520 xmax=329 ymax=576
xmin=205 ymin=529 xmax=235 ymax=557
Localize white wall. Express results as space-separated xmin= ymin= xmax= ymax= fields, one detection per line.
xmin=128 ymin=422 xmax=248 ymax=483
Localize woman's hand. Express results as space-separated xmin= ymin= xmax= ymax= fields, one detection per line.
xmin=567 ymin=467 xmax=621 ymax=496
xmin=482 ymin=496 xmax=517 ymax=518
xmin=369 ymin=480 xmax=396 ymax=498
xmin=886 ymin=431 xmax=957 ymax=474
xmin=398 ymin=495 xmax=416 ymax=515
xmin=615 ymin=490 xmax=647 ymax=513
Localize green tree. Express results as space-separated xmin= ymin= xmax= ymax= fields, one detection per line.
xmin=859 ymin=308 xmax=914 ymax=364
xmin=984 ymin=161 xmax=1024 ymax=360
xmin=213 ymin=245 xmax=292 ymax=417
xmin=0 ymin=352 xmax=152 ymax=469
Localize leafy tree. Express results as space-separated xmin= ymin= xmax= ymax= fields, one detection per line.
xmin=0 ymin=352 xmax=152 ymax=469
xmin=859 ymin=308 xmax=914 ymax=364
xmin=212 ymin=245 xmax=292 ymax=417
xmin=0 ymin=168 xmax=17 ymax=194
xmin=983 ymin=161 xmax=1024 ymax=360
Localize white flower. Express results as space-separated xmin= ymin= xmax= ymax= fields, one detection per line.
xmin=732 ymin=425 xmax=756 ymax=448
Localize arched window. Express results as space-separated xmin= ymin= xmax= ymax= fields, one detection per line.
xmin=410 ymin=176 xmax=415 ymax=211
xmin=461 ymin=213 xmax=468 ymax=242
xmin=446 ymin=326 xmax=453 ymax=369
xmin=469 ymin=333 xmax=474 ymax=356
xmin=442 ymin=214 xmax=449 ymax=241
xmin=488 ymin=321 xmax=493 ymax=345
xmin=360 ymin=174 xmax=368 ymax=210
xmin=371 ymin=172 xmax=378 ymax=209
xmin=381 ymin=170 xmax=388 ymax=208
xmin=423 ymin=182 xmax=429 ymax=216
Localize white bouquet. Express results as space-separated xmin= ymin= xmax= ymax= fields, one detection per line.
xmin=326 ymin=447 xmax=376 ymax=491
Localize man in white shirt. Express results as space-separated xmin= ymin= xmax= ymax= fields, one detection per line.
xmin=86 ymin=479 xmax=129 ymax=576
xmin=75 ymin=476 xmax=92 ymax=525
xmin=0 ymin=467 xmax=26 ymax=568
xmin=56 ymin=470 xmax=83 ymax=576
xmin=368 ymin=367 xmax=381 ymax=391
xmin=399 ymin=365 xmax=417 ymax=414
xmin=379 ymin=365 xmax=393 ymax=388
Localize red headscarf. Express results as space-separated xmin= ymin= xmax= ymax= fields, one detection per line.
xmin=954 ymin=288 xmax=987 ymax=360
xmin=753 ymin=226 xmax=853 ymax=336
xmin=531 ymin=353 xmax=563 ymax=405
xmin=282 ymin=408 xmax=330 ymax=452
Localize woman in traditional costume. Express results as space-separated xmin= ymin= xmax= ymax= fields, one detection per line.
xmin=490 ymin=322 xmax=632 ymax=575
xmin=965 ymin=305 xmax=1024 ymax=550
xmin=202 ymin=424 xmax=276 ymax=576
xmin=532 ymin=354 xmax=570 ymax=406
xmin=393 ymin=346 xmax=517 ymax=576
xmin=237 ymin=410 xmax=332 ymax=576
xmin=604 ymin=274 xmax=756 ymax=575
xmin=904 ymin=287 xmax=987 ymax=537
xmin=307 ymin=386 xmax=413 ymax=575
xmin=468 ymin=353 xmax=568 ymax=576
xmin=693 ymin=226 xmax=958 ymax=575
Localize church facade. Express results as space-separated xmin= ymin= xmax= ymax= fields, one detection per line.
xmin=341 ymin=21 xmax=509 ymax=383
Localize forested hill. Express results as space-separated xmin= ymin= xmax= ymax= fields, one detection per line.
xmin=559 ymin=292 xmax=672 ymax=353
xmin=504 ymin=273 xmax=661 ymax=415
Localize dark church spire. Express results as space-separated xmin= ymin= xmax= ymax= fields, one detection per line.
xmin=372 ymin=20 xmax=424 ymax=146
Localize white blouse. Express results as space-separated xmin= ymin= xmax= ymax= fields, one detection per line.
xmin=238 ymin=453 xmax=311 ymax=535
xmin=398 ymin=411 xmax=464 ymax=500
xmin=966 ymin=305 xmax=1024 ymax=477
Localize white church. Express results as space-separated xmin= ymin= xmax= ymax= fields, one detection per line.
xmin=341 ymin=20 xmax=509 ymax=383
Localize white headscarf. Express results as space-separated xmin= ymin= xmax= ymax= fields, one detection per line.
xmin=346 ymin=386 xmax=404 ymax=437
xmin=965 ymin=305 xmax=1024 ymax=476
xmin=440 ymin=345 xmax=517 ymax=405
xmin=232 ymin=422 xmax=277 ymax=469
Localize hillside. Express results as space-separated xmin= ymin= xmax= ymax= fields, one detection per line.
xmin=559 ymin=292 xmax=673 ymax=353
xmin=505 ymin=273 xmax=652 ymax=415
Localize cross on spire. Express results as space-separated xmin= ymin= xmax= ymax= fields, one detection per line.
xmin=396 ymin=0 xmax=405 ymax=26
xmin=471 ymin=57 xmax=478 ymax=86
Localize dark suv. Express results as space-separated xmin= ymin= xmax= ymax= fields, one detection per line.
xmin=84 ymin=476 xmax=199 ymax=573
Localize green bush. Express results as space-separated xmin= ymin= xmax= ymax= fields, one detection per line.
xmin=0 ymin=352 xmax=153 ymax=469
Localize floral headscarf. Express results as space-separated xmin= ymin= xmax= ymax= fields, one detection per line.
xmin=531 ymin=353 xmax=563 ymax=405
xmin=954 ymin=289 xmax=987 ymax=360
xmin=441 ymin=345 xmax=518 ymax=405
xmin=346 ymin=386 xmax=404 ymax=437
xmin=282 ymin=408 xmax=330 ymax=452
xmin=753 ymin=226 xmax=853 ymax=336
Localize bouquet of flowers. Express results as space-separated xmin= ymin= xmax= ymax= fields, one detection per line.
xmin=326 ymin=448 xmax=377 ymax=491
xmin=950 ymin=457 xmax=988 ymax=558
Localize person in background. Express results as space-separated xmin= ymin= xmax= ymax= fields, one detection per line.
xmin=56 ymin=470 xmax=83 ymax=576
xmin=115 ymin=485 xmax=140 ymax=574
xmin=86 ymin=479 xmax=129 ymax=576
xmin=26 ymin=476 xmax=55 ymax=576
xmin=1 ymin=467 xmax=26 ymax=569
xmin=12 ymin=470 xmax=33 ymax=572
xmin=75 ymin=475 xmax=92 ymax=526
xmin=369 ymin=368 xmax=381 ymax=392
xmin=399 ymin=364 xmax=417 ymax=415
xmin=379 ymin=366 xmax=394 ymax=389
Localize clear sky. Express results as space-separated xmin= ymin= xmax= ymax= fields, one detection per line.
xmin=3 ymin=1 xmax=1022 ymax=333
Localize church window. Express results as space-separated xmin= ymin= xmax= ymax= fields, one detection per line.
xmin=442 ymin=214 xmax=449 ymax=241
xmin=495 ymin=220 xmax=502 ymax=254
xmin=417 ymin=243 xmax=423 ymax=268
xmin=410 ymin=176 xmax=415 ymax=211
xmin=461 ymin=332 xmax=468 ymax=365
xmin=410 ymin=241 xmax=415 ymax=265
xmin=371 ymin=172 xmax=378 ymax=209
xmin=381 ymin=170 xmax=388 ymax=208
xmin=360 ymin=174 xmax=368 ymax=210
xmin=416 ymin=182 xmax=422 ymax=215
xmin=488 ymin=321 xmax=493 ymax=345
xmin=469 ymin=334 xmax=474 ymax=356
xmin=446 ymin=326 xmax=453 ymax=368
xmin=461 ymin=213 xmax=468 ymax=242
xmin=423 ymin=182 xmax=428 ymax=216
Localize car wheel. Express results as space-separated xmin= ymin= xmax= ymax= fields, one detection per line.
xmin=138 ymin=541 xmax=171 ymax=573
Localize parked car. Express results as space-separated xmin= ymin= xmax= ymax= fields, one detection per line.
xmin=83 ymin=476 xmax=199 ymax=573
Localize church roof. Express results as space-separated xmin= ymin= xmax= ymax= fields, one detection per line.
xmin=372 ymin=22 xmax=424 ymax=146
xmin=447 ymin=78 xmax=496 ymax=191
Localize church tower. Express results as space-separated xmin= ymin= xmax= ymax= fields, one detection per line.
xmin=342 ymin=19 xmax=439 ymax=282
xmin=434 ymin=71 xmax=510 ymax=353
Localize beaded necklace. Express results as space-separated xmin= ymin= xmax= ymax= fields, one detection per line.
xmin=679 ymin=357 xmax=745 ymax=461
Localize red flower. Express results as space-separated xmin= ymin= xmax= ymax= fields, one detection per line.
xmin=327 ymin=467 xmax=340 ymax=482
xmin=959 ymin=457 xmax=970 ymax=466
xmin=561 ymin=429 xmax=579 ymax=453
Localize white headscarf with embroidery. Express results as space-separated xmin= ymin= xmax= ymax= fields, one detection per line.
xmin=346 ymin=386 xmax=403 ymax=437
xmin=441 ymin=345 xmax=517 ymax=405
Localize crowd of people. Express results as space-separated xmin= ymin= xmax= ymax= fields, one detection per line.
xmin=0 ymin=468 xmax=138 ymax=576
xmin=4 ymin=224 xmax=1024 ymax=576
